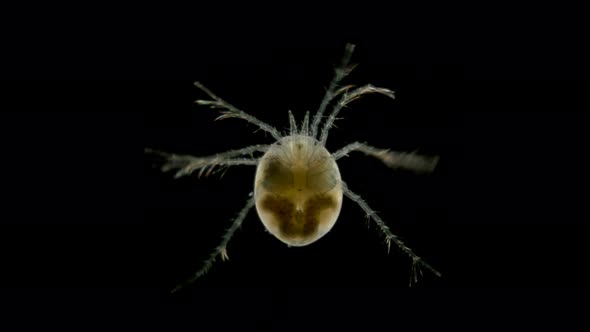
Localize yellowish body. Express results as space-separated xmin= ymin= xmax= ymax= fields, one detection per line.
xmin=254 ymin=135 xmax=343 ymax=246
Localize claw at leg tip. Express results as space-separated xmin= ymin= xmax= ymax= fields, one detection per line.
xmin=220 ymin=247 xmax=229 ymax=261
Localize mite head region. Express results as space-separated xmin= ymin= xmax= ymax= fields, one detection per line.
xmin=254 ymin=135 xmax=343 ymax=246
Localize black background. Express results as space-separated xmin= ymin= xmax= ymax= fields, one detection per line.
xmin=2 ymin=7 xmax=589 ymax=330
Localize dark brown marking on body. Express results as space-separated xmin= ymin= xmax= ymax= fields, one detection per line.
xmin=304 ymin=195 xmax=337 ymax=230
xmin=260 ymin=195 xmax=297 ymax=236
xmin=260 ymin=194 xmax=338 ymax=238
xmin=262 ymin=159 xmax=293 ymax=192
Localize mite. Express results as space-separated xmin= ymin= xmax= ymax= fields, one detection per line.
xmin=147 ymin=44 xmax=441 ymax=292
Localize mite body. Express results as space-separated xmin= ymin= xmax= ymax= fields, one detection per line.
xmin=254 ymin=135 xmax=343 ymax=246
xmin=148 ymin=43 xmax=441 ymax=292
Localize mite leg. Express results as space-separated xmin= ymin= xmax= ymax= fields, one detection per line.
xmin=171 ymin=197 xmax=255 ymax=293
xmin=310 ymin=43 xmax=356 ymax=139
xmin=194 ymin=82 xmax=282 ymax=141
xmin=332 ymin=142 xmax=439 ymax=174
xmin=341 ymin=181 xmax=441 ymax=286
xmin=146 ymin=144 xmax=267 ymax=179
xmin=319 ymin=85 xmax=395 ymax=146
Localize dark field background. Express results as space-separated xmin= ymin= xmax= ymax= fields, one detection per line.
xmin=2 ymin=12 xmax=589 ymax=330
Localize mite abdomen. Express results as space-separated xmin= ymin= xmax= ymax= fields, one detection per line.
xmin=254 ymin=135 xmax=343 ymax=246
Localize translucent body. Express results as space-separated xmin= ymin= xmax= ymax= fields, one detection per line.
xmin=254 ymin=135 xmax=343 ymax=246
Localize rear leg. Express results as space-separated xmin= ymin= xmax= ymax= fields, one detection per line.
xmin=171 ymin=197 xmax=256 ymax=293
xmin=341 ymin=181 xmax=441 ymax=286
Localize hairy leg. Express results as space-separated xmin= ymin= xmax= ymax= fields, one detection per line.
xmin=310 ymin=43 xmax=356 ymax=139
xmin=194 ymin=82 xmax=282 ymax=141
xmin=319 ymin=85 xmax=395 ymax=146
xmin=341 ymin=181 xmax=441 ymax=286
xmin=332 ymin=142 xmax=439 ymax=173
xmin=171 ymin=197 xmax=256 ymax=293
xmin=146 ymin=144 xmax=268 ymax=178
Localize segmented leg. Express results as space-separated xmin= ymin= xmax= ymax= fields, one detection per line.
xmin=194 ymin=82 xmax=282 ymax=141
xmin=310 ymin=43 xmax=357 ymax=139
xmin=171 ymin=197 xmax=255 ymax=293
xmin=332 ymin=142 xmax=439 ymax=174
xmin=146 ymin=144 xmax=268 ymax=178
xmin=319 ymin=85 xmax=395 ymax=146
xmin=341 ymin=181 xmax=441 ymax=286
